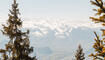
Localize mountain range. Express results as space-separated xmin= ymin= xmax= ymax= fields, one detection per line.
xmin=0 ymin=18 xmax=103 ymax=60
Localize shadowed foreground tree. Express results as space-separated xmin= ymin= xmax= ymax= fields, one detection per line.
xmin=0 ymin=0 xmax=37 ymax=60
xmin=75 ymin=45 xmax=85 ymax=60
xmin=89 ymin=0 xmax=105 ymax=60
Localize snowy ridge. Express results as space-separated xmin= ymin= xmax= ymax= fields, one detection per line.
xmin=0 ymin=17 xmax=102 ymax=60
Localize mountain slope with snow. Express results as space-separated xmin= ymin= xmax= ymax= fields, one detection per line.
xmin=0 ymin=18 xmax=103 ymax=60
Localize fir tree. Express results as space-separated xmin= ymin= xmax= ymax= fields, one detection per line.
xmin=0 ymin=0 xmax=37 ymax=60
xmin=89 ymin=0 xmax=105 ymax=60
xmin=89 ymin=32 xmax=105 ymax=60
xmin=75 ymin=45 xmax=85 ymax=60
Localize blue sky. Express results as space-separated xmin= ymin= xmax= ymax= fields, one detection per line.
xmin=0 ymin=0 xmax=93 ymax=22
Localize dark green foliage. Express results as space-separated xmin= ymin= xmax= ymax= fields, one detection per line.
xmin=0 ymin=0 xmax=37 ymax=60
xmin=75 ymin=45 xmax=85 ymax=60
xmin=89 ymin=0 xmax=105 ymax=60
xmin=89 ymin=32 xmax=105 ymax=60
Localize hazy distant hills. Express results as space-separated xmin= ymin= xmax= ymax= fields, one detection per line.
xmin=0 ymin=18 xmax=103 ymax=60
xmin=29 ymin=26 xmax=95 ymax=60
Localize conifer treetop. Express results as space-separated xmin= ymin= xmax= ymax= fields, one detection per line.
xmin=89 ymin=0 xmax=105 ymax=60
xmin=75 ymin=45 xmax=85 ymax=60
xmin=0 ymin=0 xmax=37 ymax=60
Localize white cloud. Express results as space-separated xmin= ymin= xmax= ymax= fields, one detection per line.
xmin=21 ymin=17 xmax=103 ymax=38
xmin=22 ymin=17 xmax=103 ymax=29
xmin=32 ymin=31 xmax=43 ymax=37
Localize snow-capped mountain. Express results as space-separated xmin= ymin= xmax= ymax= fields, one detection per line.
xmin=0 ymin=17 xmax=103 ymax=60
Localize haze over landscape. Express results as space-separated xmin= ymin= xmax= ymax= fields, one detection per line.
xmin=0 ymin=17 xmax=102 ymax=60
xmin=0 ymin=0 xmax=104 ymax=60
